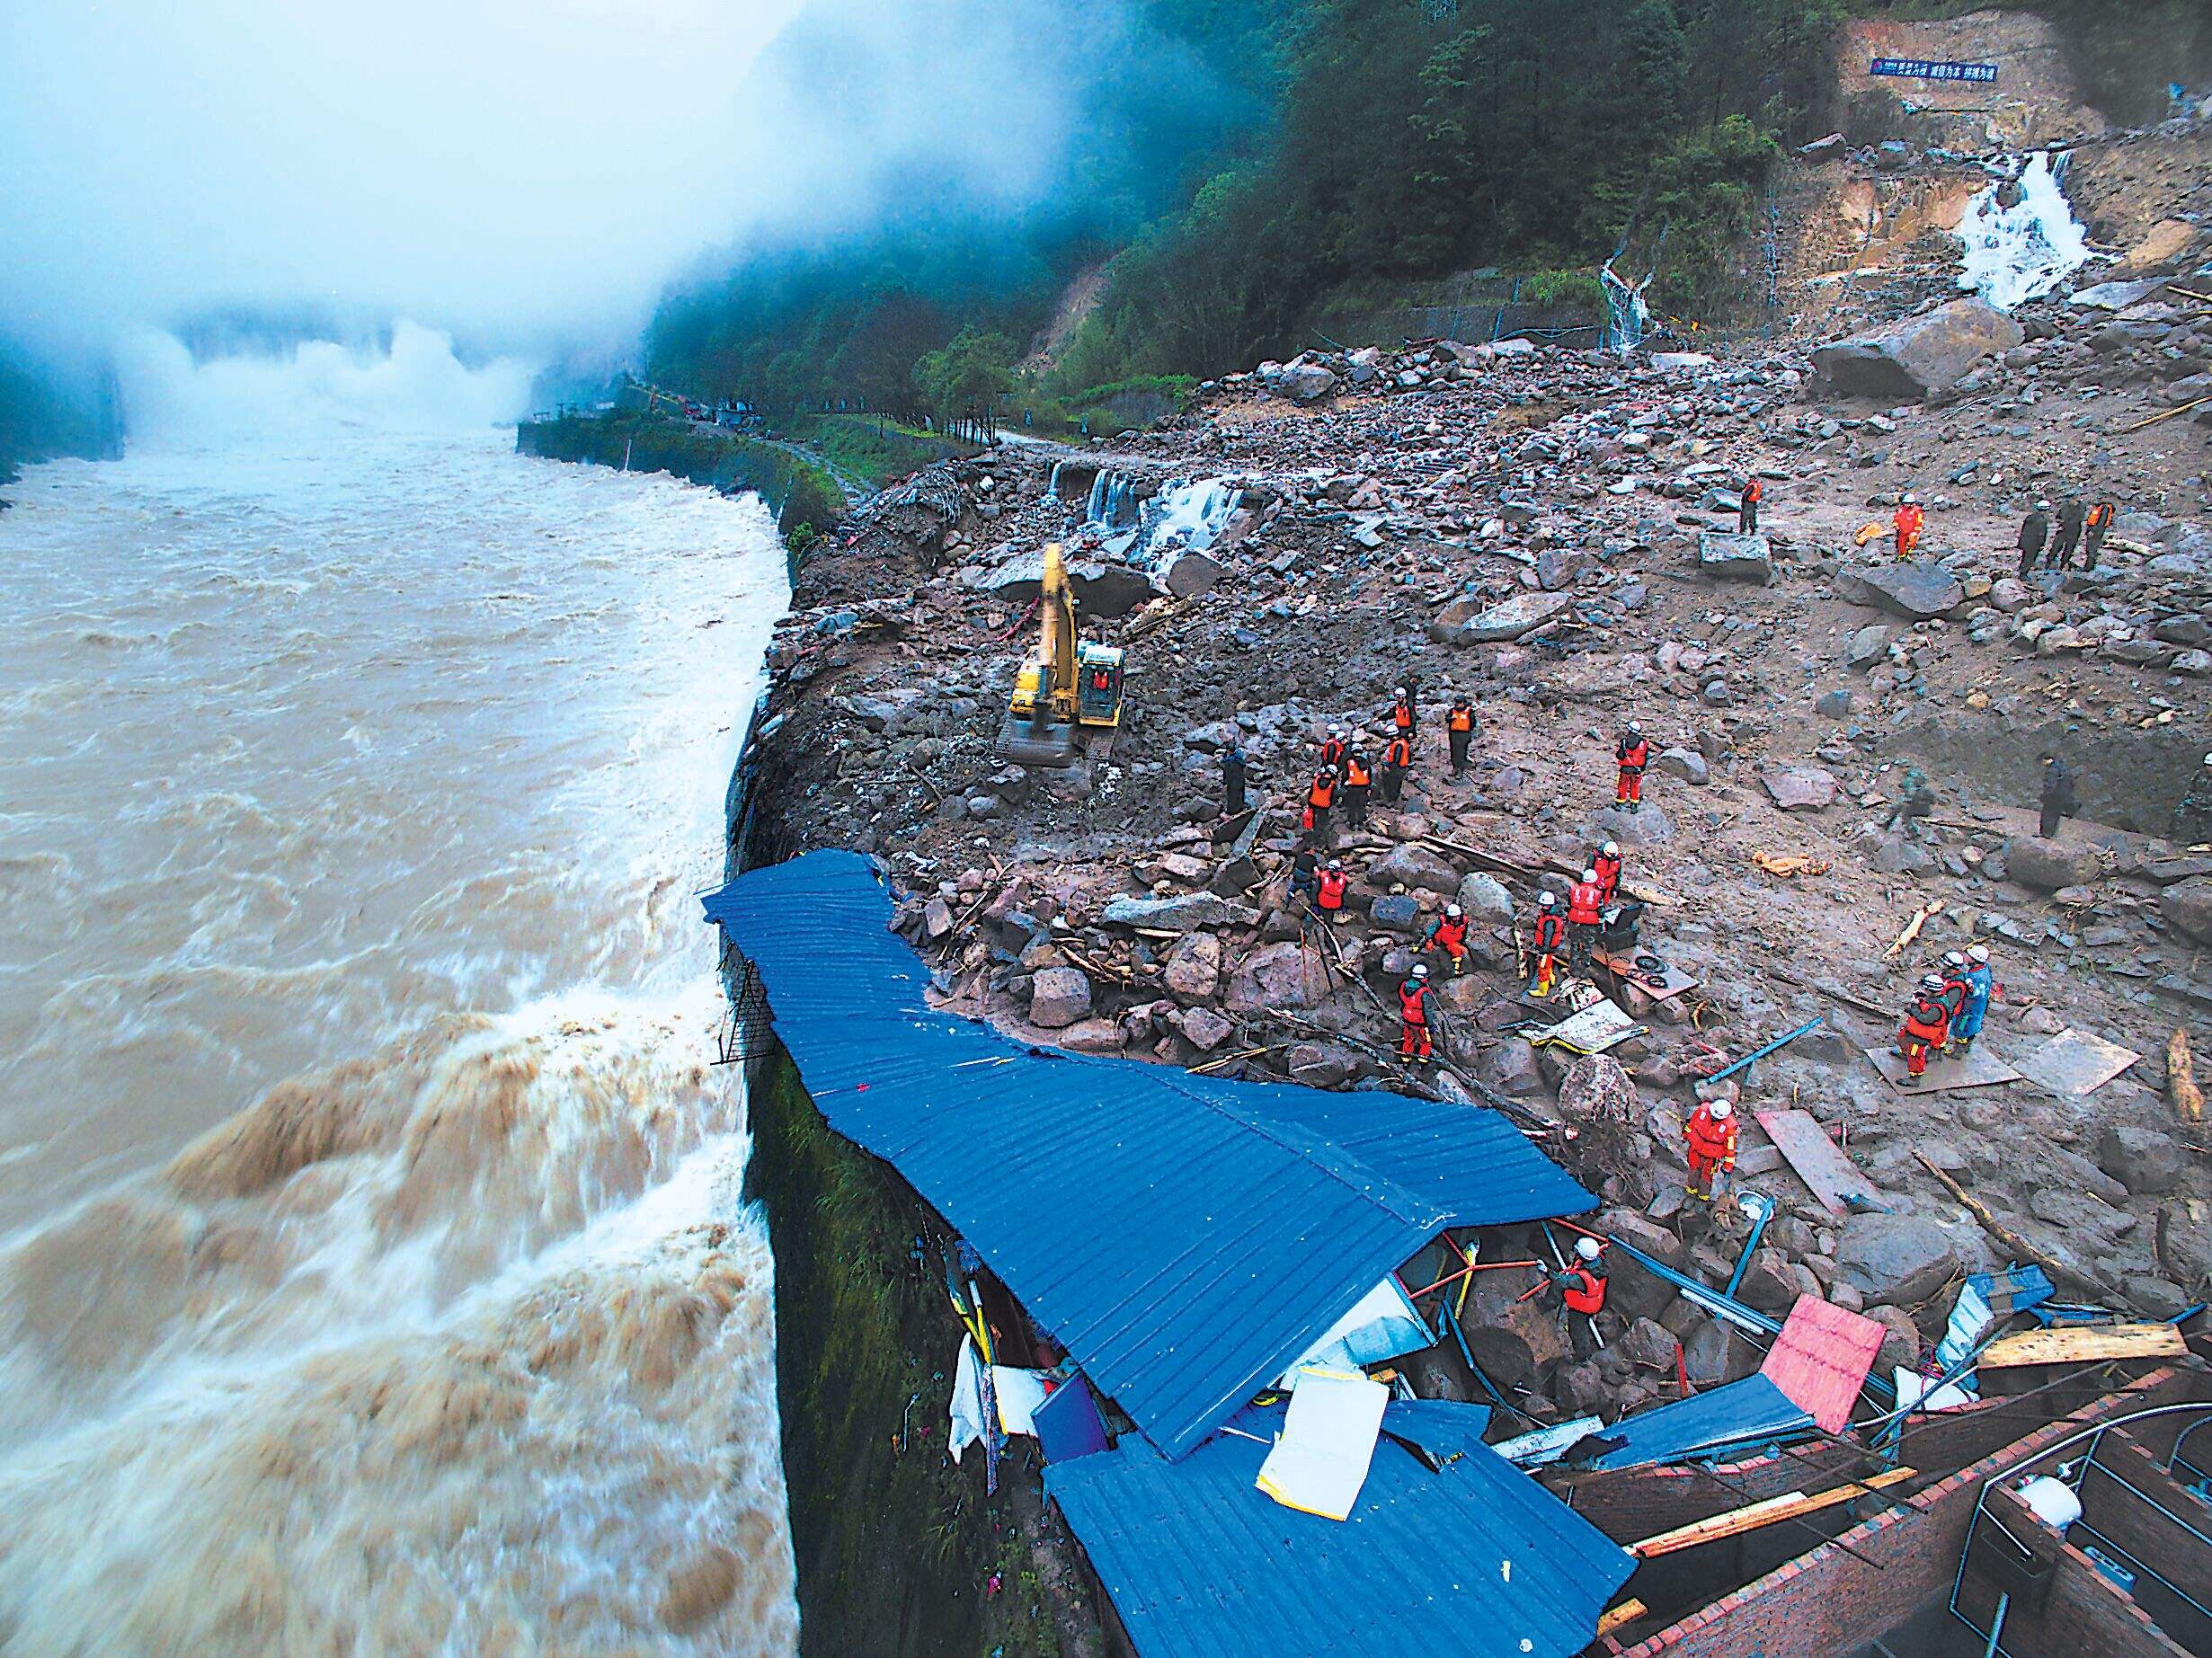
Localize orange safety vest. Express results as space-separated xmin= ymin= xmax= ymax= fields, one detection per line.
xmin=1384 ymin=736 xmax=1413 ymax=768
xmin=1897 ymin=503 xmax=1924 ymax=538
xmin=1561 ymin=1265 xmax=1607 ymax=1316
xmin=1902 ymin=994 xmax=1950 ymax=1045
xmin=1593 ymin=851 xmax=1622 ymax=897
xmin=1430 ymin=915 xmax=1467 ymax=953
xmin=1319 ymin=738 xmax=1346 ymax=768
xmin=1308 ymin=775 xmax=1337 ymax=811
xmin=1398 ymin=980 xmax=1428 ymax=1025
xmin=1447 ymin=705 xmax=1473 ymax=733
xmin=1343 ymin=755 xmax=1372 ymax=787
xmin=1533 ymin=913 xmax=1567 ymax=951
xmin=1685 ymin=1106 xmax=1737 ymax=1169
xmin=1317 ymin=870 xmax=1348 ymax=910
xmin=1392 ymin=701 xmax=1414 ymax=731
xmin=2086 ymin=501 xmax=2114 ymax=528
xmin=1568 ymin=880 xmax=1603 ymax=927
xmin=1744 ymin=478 xmax=1763 ymax=503
xmin=1618 ymin=737 xmax=1649 ymax=772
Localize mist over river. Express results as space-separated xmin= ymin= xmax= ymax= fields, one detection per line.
xmin=0 ymin=332 xmax=796 ymax=1651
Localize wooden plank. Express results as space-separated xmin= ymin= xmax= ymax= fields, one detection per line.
xmin=1756 ymin=1107 xmax=1882 ymax=1218
xmin=1595 ymin=1599 xmax=1648 ymax=1636
xmin=1630 ymin=1468 xmax=1916 ymax=1557
xmin=1862 ymin=1042 xmax=2022 ymax=1095
xmin=2012 ymin=1028 xmax=2141 ymax=1099
xmin=1978 ymin=1323 xmax=2187 ymax=1370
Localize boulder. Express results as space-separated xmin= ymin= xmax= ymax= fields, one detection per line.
xmin=1434 ymin=590 xmax=1574 ymax=645
xmin=1834 ymin=1212 xmax=1960 ymax=1307
xmin=1029 ymin=966 xmax=1094 ymax=1029
xmin=1159 ymin=549 xmax=1225 ymax=598
xmin=1559 ymin=1053 xmax=1639 ymax=1124
xmin=1763 ymin=767 xmax=1838 ymax=811
xmin=1100 ymin=891 xmax=1259 ymax=933
xmin=1846 ymin=623 xmax=1893 ymax=668
xmin=1058 ymin=1017 xmax=1125 ymax=1053
xmin=1370 ymin=844 xmax=1460 ymax=892
xmin=1586 ymin=802 xmax=1675 ymax=846
xmin=2161 ymin=875 xmax=2212 ymax=942
xmin=1455 ymin=873 xmax=1515 ymax=923
xmin=2098 ymin=1124 xmax=2186 ymax=1194
xmin=1163 ymin=932 xmax=1222 ymax=1000
xmin=1655 ymin=747 xmax=1709 ymax=785
xmin=1370 ymin=893 xmax=1423 ymax=934
xmin=1226 ymin=941 xmax=1328 ymax=1013
xmin=1812 ymin=299 xmax=2026 ymax=400
xmin=1480 ymin=1039 xmax=1548 ymax=1097
xmin=2006 ymin=838 xmax=2102 ymax=892
xmin=1286 ymin=1042 xmax=1359 ymax=1087
xmin=1836 ymin=562 xmax=1964 ymax=620
xmin=1698 ymin=531 xmax=1773 ymax=584
xmin=1279 ymin=361 xmax=1337 ymax=402
xmin=1169 ymin=1005 xmax=1235 ymax=1051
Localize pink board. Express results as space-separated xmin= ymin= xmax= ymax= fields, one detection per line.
xmin=1760 ymin=1294 xmax=1887 ymax=1434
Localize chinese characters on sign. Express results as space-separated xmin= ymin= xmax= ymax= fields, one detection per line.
xmin=1870 ymin=58 xmax=1999 ymax=84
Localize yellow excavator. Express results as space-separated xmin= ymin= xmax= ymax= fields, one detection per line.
xmin=995 ymin=542 xmax=1125 ymax=768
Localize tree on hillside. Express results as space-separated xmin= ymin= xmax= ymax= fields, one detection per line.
xmin=913 ymin=327 xmax=1017 ymax=438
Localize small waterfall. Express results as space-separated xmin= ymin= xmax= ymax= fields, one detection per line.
xmin=1601 ymin=261 xmax=1653 ymax=355
xmin=1083 ymin=468 xmax=1142 ymax=530
xmin=1091 ymin=477 xmax=1239 ymax=570
xmin=1956 ymin=150 xmax=2092 ymax=310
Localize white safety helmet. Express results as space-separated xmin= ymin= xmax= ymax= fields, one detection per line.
xmin=1941 ymin=951 xmax=1967 ymax=972
xmin=1576 ymin=1237 xmax=1603 ymax=1262
xmin=1582 ymin=868 xmax=1598 ymax=883
xmin=1920 ymin=973 xmax=1946 ymax=994
xmin=1329 ymin=726 xmax=1343 ymax=739
xmin=1902 ymin=491 xmax=1918 ymax=504
xmin=1627 ymin=719 xmax=1641 ymax=733
xmin=1394 ymin=686 xmax=1408 ymax=698
xmin=2037 ymin=499 xmax=2052 ymax=511
xmin=1968 ymin=944 xmax=1990 ymax=964
xmin=1445 ymin=903 xmax=1463 ymax=919
xmin=2203 ymin=752 xmax=2212 ymax=767
xmin=1602 ymin=840 xmax=1619 ymax=858
xmin=1539 ymin=891 xmax=1559 ymax=909
xmin=1327 ymin=859 xmax=1343 ymax=872
xmin=1411 ymin=963 xmax=1429 ymax=980
xmin=1707 ymin=1098 xmax=1733 ymax=1120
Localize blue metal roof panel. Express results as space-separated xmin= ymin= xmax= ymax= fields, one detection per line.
xmin=1587 ymin=1373 xmax=1816 ymax=1470
xmin=1045 ymin=1413 xmax=1634 ymax=1658
xmin=703 ymin=851 xmax=1595 ymax=1459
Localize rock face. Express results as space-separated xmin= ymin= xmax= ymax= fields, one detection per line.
xmin=1763 ymin=767 xmax=1838 ymax=811
xmin=2161 ymin=875 xmax=2212 ymax=942
xmin=1028 ymin=966 xmax=1093 ymax=1029
xmin=1226 ymin=941 xmax=1327 ymax=1012
xmin=1836 ymin=562 xmax=1964 ymax=620
xmin=1813 ymin=299 xmax=2026 ymax=400
xmin=2006 ymin=837 xmax=2103 ymax=892
xmin=1433 ymin=590 xmax=1573 ymax=645
xmin=1698 ymin=531 xmax=1773 ymax=584
xmin=1834 ymin=1213 xmax=1961 ymax=1307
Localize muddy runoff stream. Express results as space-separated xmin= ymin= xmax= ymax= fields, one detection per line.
xmin=0 ymin=328 xmax=796 ymax=1652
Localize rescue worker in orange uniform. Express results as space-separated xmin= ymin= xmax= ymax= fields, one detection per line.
xmin=1398 ymin=962 xmax=1432 ymax=1060
xmin=1319 ymin=728 xmax=1346 ymax=772
xmin=1935 ymin=951 xmax=1973 ymax=1055
xmin=1380 ymin=731 xmax=1414 ymax=805
xmin=1445 ymin=695 xmax=1477 ymax=777
xmin=1684 ymin=1093 xmax=1737 ymax=1202
xmin=1591 ymin=838 xmax=1623 ymax=906
xmin=1315 ymin=858 xmax=1349 ymax=922
xmin=1391 ymin=686 xmax=1417 ymax=740
xmin=1615 ymin=723 xmax=1649 ymax=811
xmin=1893 ymin=492 xmax=1925 ymax=562
xmin=1567 ymin=867 xmax=1603 ymax=971
xmin=1341 ymin=747 xmax=1373 ymax=828
xmin=1544 ymin=1237 xmax=1609 ymax=1356
xmin=2083 ymin=499 xmax=2115 ymax=568
xmin=1738 ymin=474 xmax=1763 ymax=535
xmin=1527 ymin=892 xmax=1566 ymax=997
xmin=1424 ymin=902 xmax=1470 ymax=974
xmin=1897 ymin=973 xmax=1952 ymax=1081
xmin=1303 ymin=767 xmax=1337 ymax=839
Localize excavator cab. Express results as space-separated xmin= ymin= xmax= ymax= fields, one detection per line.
xmin=996 ymin=543 xmax=1126 ymax=767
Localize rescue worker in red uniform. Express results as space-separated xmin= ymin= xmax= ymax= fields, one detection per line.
xmin=1398 ymin=962 xmax=1432 ymax=1060
xmin=1557 ymin=1237 xmax=1607 ymax=1316
xmin=1894 ymin=492 xmax=1925 ymax=562
xmin=1391 ymin=686 xmax=1417 ymax=740
xmin=1380 ymin=731 xmax=1413 ymax=805
xmin=1446 ymin=696 xmax=1477 ymax=777
xmin=1567 ymin=867 xmax=1603 ymax=971
xmin=1341 ymin=748 xmax=1373 ymax=828
xmin=1527 ymin=892 xmax=1566 ymax=997
xmin=1592 ymin=838 xmax=1623 ymax=906
xmin=1424 ymin=903 xmax=1470 ymax=974
xmin=1684 ymin=1093 xmax=1737 ymax=1202
xmin=1319 ymin=728 xmax=1346 ymax=772
xmin=1615 ymin=723 xmax=1649 ymax=811
xmin=1935 ymin=951 xmax=1972 ymax=1055
xmin=1303 ymin=767 xmax=1337 ymax=838
xmin=1738 ymin=474 xmax=1763 ymax=535
xmin=1315 ymin=859 xmax=1349 ymax=922
xmin=1897 ymin=973 xmax=1952 ymax=1080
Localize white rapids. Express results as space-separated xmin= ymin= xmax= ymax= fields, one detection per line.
xmin=1956 ymin=149 xmax=2093 ymax=311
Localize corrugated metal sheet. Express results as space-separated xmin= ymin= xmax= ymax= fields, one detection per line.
xmin=703 ymin=851 xmax=1595 ymax=1459
xmin=1046 ymin=1408 xmax=1634 ymax=1658
xmin=1587 ymin=1374 xmax=1815 ymax=1470
xmin=1380 ymin=1397 xmax=1495 ymax=1461
xmin=1760 ymin=1294 xmax=1887 ymax=1434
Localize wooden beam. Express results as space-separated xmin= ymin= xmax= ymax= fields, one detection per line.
xmin=1595 ymin=1598 xmax=1648 ymax=1636
xmin=1979 ymin=1324 xmax=2187 ymax=1370
xmin=2119 ymin=396 xmax=2209 ymax=434
xmin=1630 ymin=1468 xmax=1917 ymax=1557
xmin=1915 ymin=1153 xmax=2135 ymax=1308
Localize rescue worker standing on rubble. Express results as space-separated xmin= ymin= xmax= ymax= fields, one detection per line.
xmin=2173 ymin=754 xmax=2212 ymax=846
xmin=1398 ymin=962 xmax=1432 ymax=1060
xmin=1341 ymin=746 xmax=1373 ymax=828
xmin=1304 ymin=765 xmax=1338 ymax=840
xmin=1684 ymin=1090 xmax=1737 ymax=1202
xmin=1527 ymin=892 xmax=1567 ymax=997
xmin=1894 ymin=492 xmax=1925 ymax=562
xmin=1289 ymin=841 xmax=1319 ymax=906
xmin=2050 ymin=496 xmax=2085 ymax=568
xmin=1738 ymin=474 xmax=1763 ymax=535
xmin=1953 ymin=944 xmax=1994 ymax=1054
xmin=2083 ymin=497 xmax=2116 ymax=567
xmin=1381 ymin=729 xmax=1414 ymax=805
xmin=1221 ymin=742 xmax=1247 ymax=820
xmin=1567 ymin=867 xmax=1604 ymax=971
xmin=1391 ymin=685 xmax=1417 ymax=743
xmin=1936 ymin=952 xmax=1973 ymax=1054
xmin=1897 ymin=973 xmax=1952 ymax=1081
xmin=1425 ymin=903 xmax=1470 ymax=975
xmin=2017 ymin=500 xmax=2051 ymax=578
xmin=2038 ymin=751 xmax=2074 ymax=841
xmin=1316 ymin=858 xmax=1349 ymax=924
xmin=1615 ymin=722 xmax=1650 ymax=812
xmin=1446 ymin=693 xmax=1476 ymax=778
xmin=1886 ymin=765 xmax=1934 ymax=834
xmin=1592 ymin=839 xmax=1623 ymax=906
xmin=1319 ymin=727 xmax=1346 ymax=772
xmin=1544 ymin=1237 xmax=1608 ymax=1357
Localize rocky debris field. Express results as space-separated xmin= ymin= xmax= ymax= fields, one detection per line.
xmin=745 ymin=247 xmax=2212 ymax=1428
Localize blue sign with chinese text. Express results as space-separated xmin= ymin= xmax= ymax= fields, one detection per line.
xmin=1871 ymin=58 xmax=1998 ymax=84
